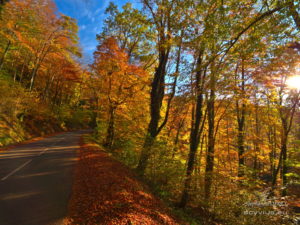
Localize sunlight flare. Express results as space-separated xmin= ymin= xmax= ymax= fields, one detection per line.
xmin=286 ymin=76 xmax=300 ymax=89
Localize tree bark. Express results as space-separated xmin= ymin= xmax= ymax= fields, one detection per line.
xmin=179 ymin=51 xmax=205 ymax=208
xmin=172 ymin=117 xmax=185 ymax=158
xmin=281 ymin=135 xmax=288 ymax=196
xmin=204 ymin=64 xmax=216 ymax=201
xmin=104 ymin=105 xmax=116 ymax=149
xmin=253 ymin=96 xmax=260 ymax=176
xmin=136 ymin=50 xmax=169 ymax=172
xmin=137 ymin=0 xmax=177 ymax=174
xmin=29 ymin=56 xmax=41 ymax=91
xmin=236 ymin=60 xmax=246 ymax=177
xmin=271 ymin=90 xmax=299 ymax=196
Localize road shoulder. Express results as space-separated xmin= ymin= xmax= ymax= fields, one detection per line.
xmin=65 ymin=135 xmax=181 ymax=225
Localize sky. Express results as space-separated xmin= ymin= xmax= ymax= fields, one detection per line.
xmin=53 ymin=0 xmax=139 ymax=63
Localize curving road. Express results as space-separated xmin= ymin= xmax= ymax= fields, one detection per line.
xmin=0 ymin=130 xmax=89 ymax=225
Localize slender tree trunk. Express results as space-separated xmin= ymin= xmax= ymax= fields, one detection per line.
xmin=271 ymin=135 xmax=286 ymax=191
xmin=266 ymin=98 xmax=277 ymax=179
xmin=13 ymin=67 xmax=17 ymax=82
xmin=271 ymin=91 xmax=299 ymax=195
xmin=52 ymin=79 xmax=60 ymax=107
xmin=90 ymin=91 xmax=99 ymax=129
xmin=0 ymin=40 xmax=11 ymax=70
xmin=196 ymin=132 xmax=206 ymax=189
xmin=204 ymin=66 xmax=215 ymax=201
xmin=105 ymin=105 xmax=116 ymax=149
xmin=179 ymin=51 xmax=205 ymax=208
xmin=253 ymin=99 xmax=260 ymax=177
xmin=19 ymin=59 xmax=27 ymax=83
xmin=236 ymin=60 xmax=246 ymax=177
xmin=237 ymin=118 xmax=245 ymax=177
xmin=30 ymin=41 xmax=50 ymax=91
xmin=271 ymin=107 xmax=287 ymax=194
xmin=43 ymin=73 xmax=55 ymax=100
xmin=281 ymin=135 xmax=288 ymax=196
xmin=172 ymin=118 xmax=185 ymax=158
xmin=270 ymin=127 xmax=277 ymax=178
xmin=57 ymin=86 xmax=64 ymax=106
xmin=29 ymin=57 xmax=40 ymax=91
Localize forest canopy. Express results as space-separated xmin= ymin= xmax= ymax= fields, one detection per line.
xmin=1 ymin=0 xmax=300 ymax=224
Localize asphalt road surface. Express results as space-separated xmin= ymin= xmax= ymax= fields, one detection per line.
xmin=0 ymin=130 xmax=89 ymax=225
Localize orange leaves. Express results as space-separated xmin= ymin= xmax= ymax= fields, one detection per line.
xmin=65 ymin=137 xmax=181 ymax=225
xmin=91 ymin=36 xmax=148 ymax=108
xmin=89 ymin=37 xmax=150 ymax=143
xmin=0 ymin=0 xmax=82 ymax=103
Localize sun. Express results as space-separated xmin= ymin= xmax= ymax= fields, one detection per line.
xmin=286 ymin=76 xmax=300 ymax=89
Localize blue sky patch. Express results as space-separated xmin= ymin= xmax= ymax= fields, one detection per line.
xmin=53 ymin=0 xmax=136 ymax=63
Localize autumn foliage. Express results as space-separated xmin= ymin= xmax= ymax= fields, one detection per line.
xmin=1 ymin=0 xmax=300 ymax=224
xmin=89 ymin=37 xmax=149 ymax=151
xmin=0 ymin=0 xmax=89 ymax=146
xmin=88 ymin=1 xmax=300 ymax=225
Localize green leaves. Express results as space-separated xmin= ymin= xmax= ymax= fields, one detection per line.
xmin=97 ymin=2 xmax=152 ymax=63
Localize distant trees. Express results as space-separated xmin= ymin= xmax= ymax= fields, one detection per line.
xmin=255 ymin=47 xmax=300 ymax=195
xmin=0 ymin=0 xmax=82 ymax=105
xmin=0 ymin=0 xmax=87 ymax=146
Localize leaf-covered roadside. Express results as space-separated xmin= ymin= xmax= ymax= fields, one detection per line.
xmin=65 ymin=136 xmax=183 ymax=225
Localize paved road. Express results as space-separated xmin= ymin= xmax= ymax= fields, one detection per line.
xmin=0 ymin=130 xmax=89 ymax=225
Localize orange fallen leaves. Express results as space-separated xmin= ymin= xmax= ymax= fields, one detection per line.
xmin=65 ymin=137 xmax=181 ymax=225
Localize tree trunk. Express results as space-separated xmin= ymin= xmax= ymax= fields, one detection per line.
xmin=105 ymin=105 xmax=116 ymax=149
xmin=237 ymin=118 xmax=245 ymax=177
xmin=253 ymin=99 xmax=260 ymax=177
xmin=29 ymin=58 xmax=40 ymax=91
xmin=179 ymin=51 xmax=205 ymax=208
xmin=29 ymin=40 xmax=50 ymax=91
xmin=204 ymin=66 xmax=215 ymax=201
xmin=281 ymin=136 xmax=288 ymax=196
xmin=172 ymin=118 xmax=185 ymax=158
xmin=236 ymin=60 xmax=246 ymax=177
xmin=43 ymin=73 xmax=55 ymax=100
xmin=270 ymin=126 xmax=277 ymax=178
xmin=136 ymin=11 xmax=182 ymax=172
xmin=0 ymin=40 xmax=11 ymax=70
xmin=136 ymin=49 xmax=170 ymax=173
xmin=52 ymin=79 xmax=60 ymax=107
xmin=13 ymin=67 xmax=17 ymax=82
xmin=19 ymin=59 xmax=27 ymax=83
xmin=271 ymin=94 xmax=298 ymax=196
xmin=273 ymin=91 xmax=299 ymax=195
xmin=271 ymin=135 xmax=286 ymax=192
